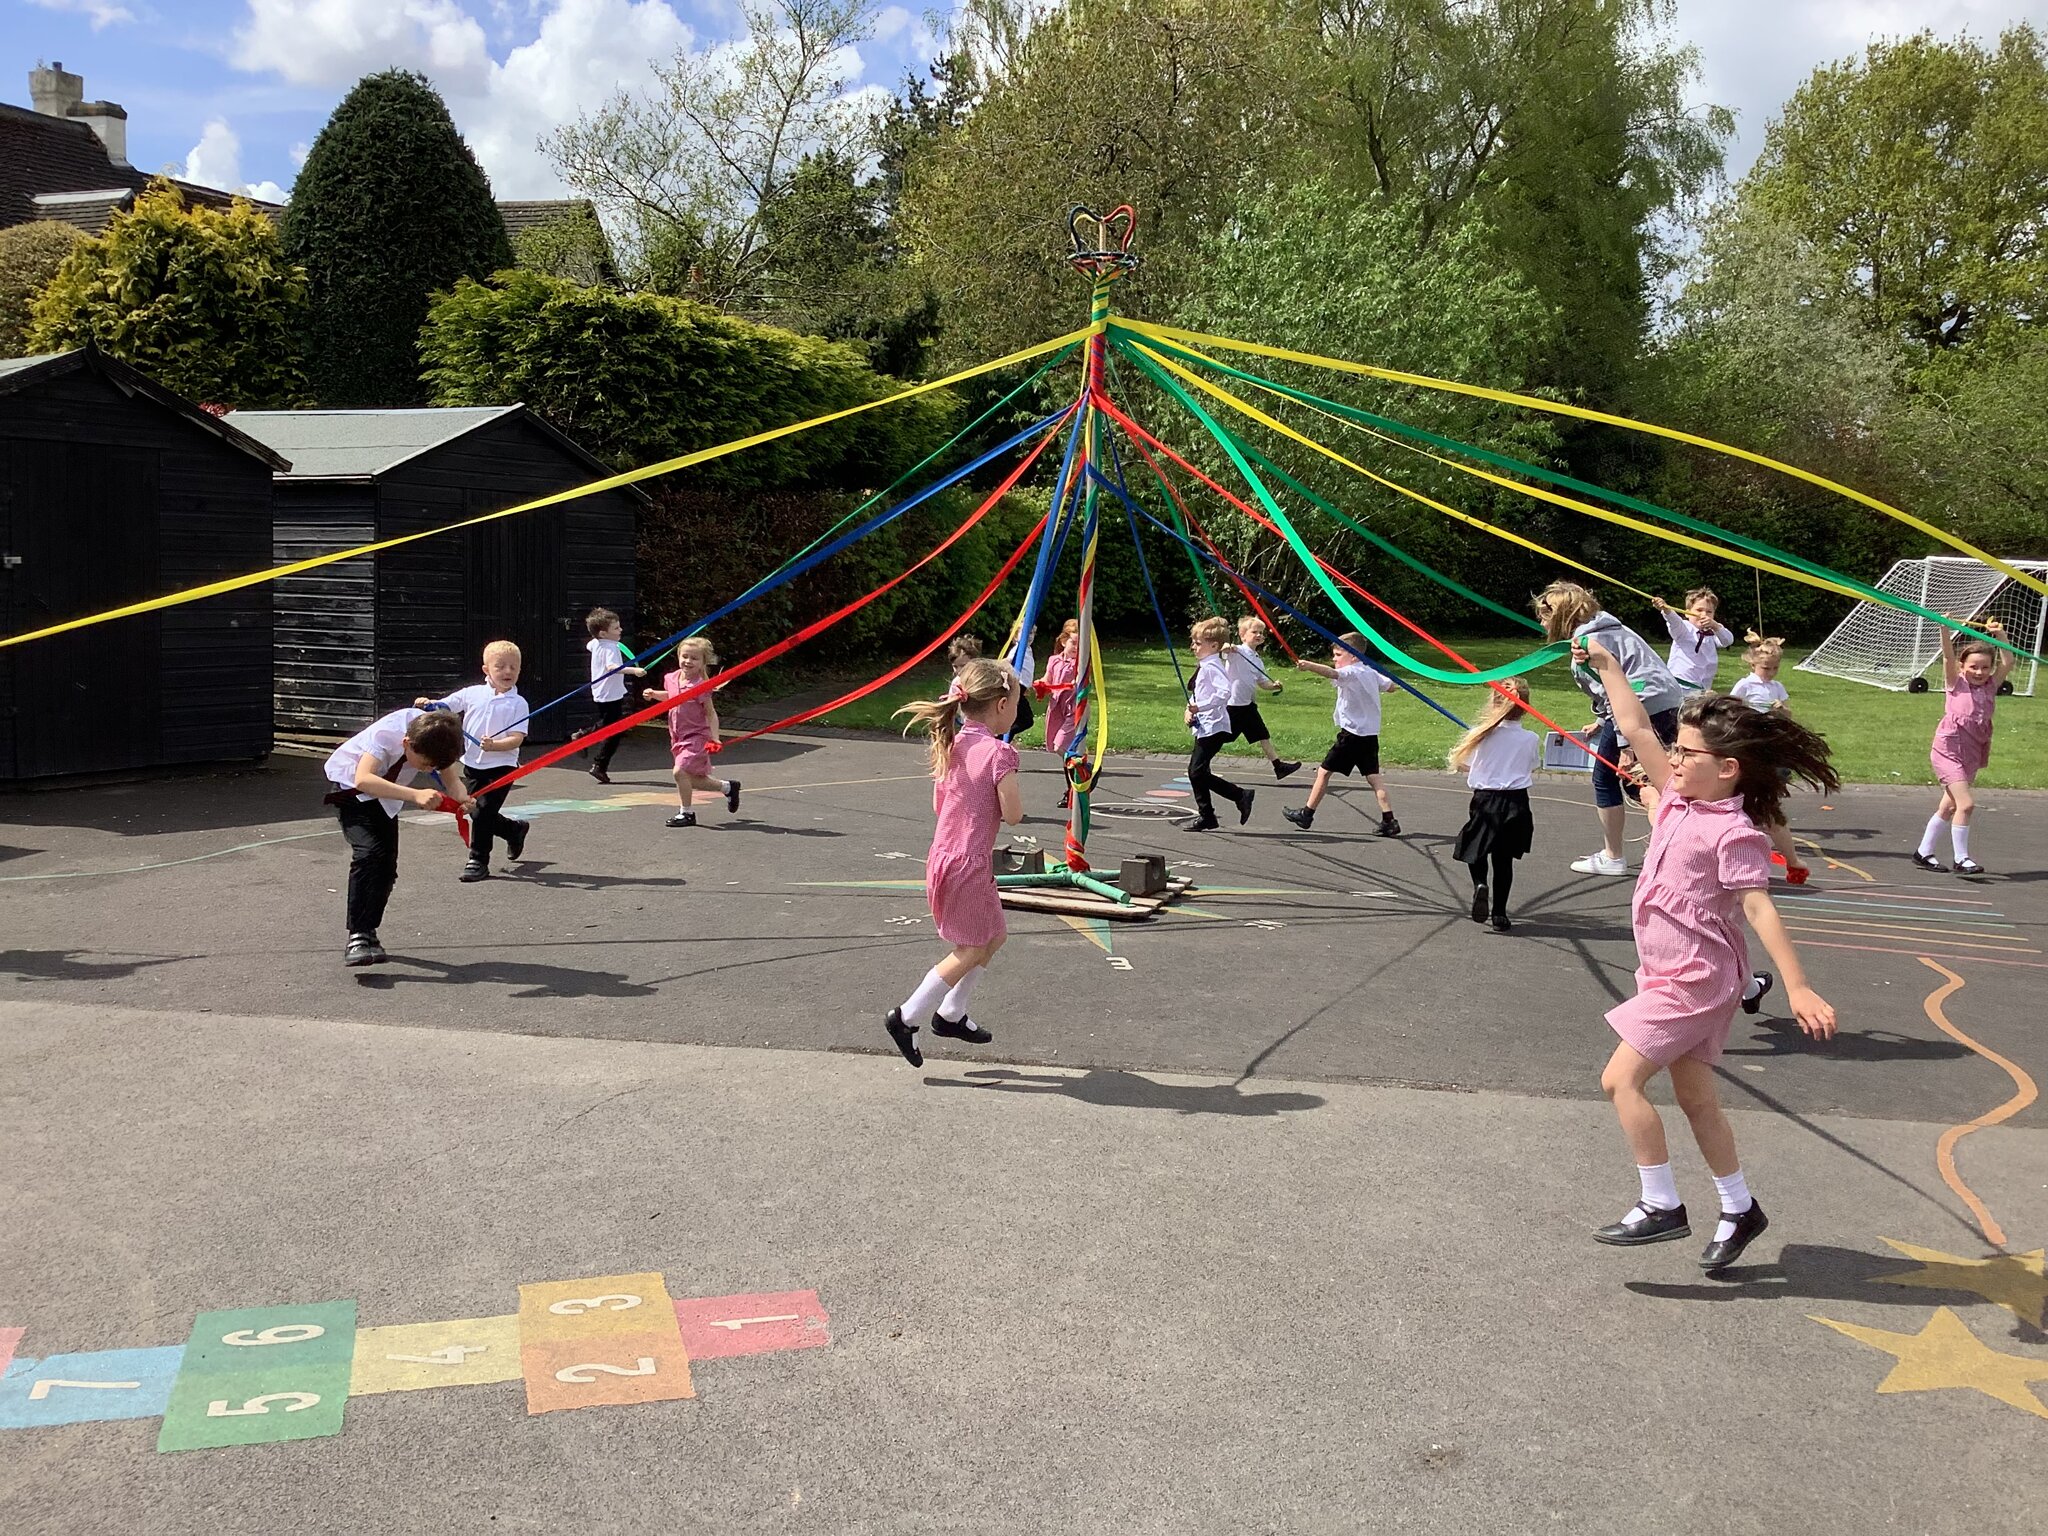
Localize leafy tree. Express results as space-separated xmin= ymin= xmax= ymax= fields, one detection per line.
xmin=1745 ymin=26 xmax=2048 ymax=362
xmin=26 ymin=181 xmax=308 ymax=407
xmin=0 ymin=221 xmax=86 ymax=358
xmin=281 ymin=69 xmax=512 ymax=406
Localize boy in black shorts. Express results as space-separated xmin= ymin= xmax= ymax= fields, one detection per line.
xmin=1281 ymin=633 xmax=1401 ymax=835
xmin=1224 ymin=616 xmax=1301 ymax=779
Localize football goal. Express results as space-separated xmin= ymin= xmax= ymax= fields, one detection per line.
xmin=1796 ymin=556 xmax=2046 ymax=697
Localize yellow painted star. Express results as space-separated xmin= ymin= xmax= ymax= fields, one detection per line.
xmin=1877 ymin=1238 xmax=2048 ymax=1329
xmin=1813 ymin=1308 xmax=2048 ymax=1421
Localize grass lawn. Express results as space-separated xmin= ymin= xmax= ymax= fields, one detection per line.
xmin=808 ymin=636 xmax=2047 ymax=790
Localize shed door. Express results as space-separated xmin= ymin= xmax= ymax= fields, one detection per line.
xmin=465 ymin=492 xmax=565 ymax=742
xmin=1 ymin=438 xmax=164 ymax=778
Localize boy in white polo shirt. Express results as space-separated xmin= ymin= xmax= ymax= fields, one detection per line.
xmin=1184 ymin=616 xmax=1255 ymax=831
xmin=1282 ymin=631 xmax=1401 ymax=835
xmin=323 ymin=708 xmax=471 ymax=967
xmin=1223 ymin=616 xmax=1302 ymax=780
xmin=416 ymin=639 xmax=532 ymax=883
xmin=581 ymin=607 xmax=644 ymax=784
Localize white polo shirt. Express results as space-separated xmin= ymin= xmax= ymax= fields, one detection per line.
xmin=434 ymin=684 xmax=529 ymax=769
xmin=1465 ymin=721 xmax=1540 ymax=789
xmin=1222 ymin=647 xmax=1269 ymax=707
xmin=325 ymin=708 xmax=427 ymax=818
xmin=588 ymin=638 xmax=629 ymax=704
xmin=1189 ymin=653 xmax=1234 ymax=736
xmin=1731 ymin=674 xmax=1788 ymax=713
xmin=1332 ymin=663 xmax=1397 ymax=736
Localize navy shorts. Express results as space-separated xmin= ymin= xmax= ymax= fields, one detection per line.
xmin=1322 ymin=731 xmax=1381 ymax=778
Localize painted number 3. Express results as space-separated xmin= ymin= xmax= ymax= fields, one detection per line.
xmin=546 ymin=1294 xmax=643 ymax=1316
xmin=221 ymin=1325 xmax=326 ymax=1347
xmin=553 ymin=1357 xmax=657 ymax=1384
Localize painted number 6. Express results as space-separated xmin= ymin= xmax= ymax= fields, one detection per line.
xmin=553 ymin=1357 xmax=656 ymax=1384
xmin=206 ymin=1392 xmax=322 ymax=1417
xmin=546 ymin=1294 xmax=642 ymax=1316
xmin=221 ymin=1325 xmax=326 ymax=1347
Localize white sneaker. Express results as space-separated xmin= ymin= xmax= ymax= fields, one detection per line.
xmin=1571 ymin=852 xmax=1629 ymax=876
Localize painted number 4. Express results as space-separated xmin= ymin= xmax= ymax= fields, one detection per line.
xmin=386 ymin=1345 xmax=488 ymax=1366
xmin=554 ymin=1357 xmax=657 ymax=1384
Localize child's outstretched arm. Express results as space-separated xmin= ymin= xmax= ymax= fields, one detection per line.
xmin=1740 ymin=888 xmax=1837 ymax=1039
xmin=1938 ymin=623 xmax=1961 ymax=685
xmin=1293 ymin=659 xmax=1336 ymax=679
xmin=1987 ymin=618 xmax=2017 ymax=685
xmin=1578 ymin=640 xmax=1671 ymax=792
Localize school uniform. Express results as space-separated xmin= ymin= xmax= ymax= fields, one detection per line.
xmin=1321 ymin=663 xmax=1398 ymax=776
xmin=1730 ymin=674 xmax=1788 ymax=713
xmin=324 ymin=708 xmax=430 ymax=935
xmin=1453 ymin=723 xmax=1541 ymax=923
xmin=435 ymin=684 xmax=530 ymax=867
xmin=1660 ymin=609 xmax=1735 ymax=692
xmin=587 ymin=636 xmax=630 ymax=771
xmin=1572 ymin=614 xmax=1685 ymax=810
xmin=1222 ymin=646 xmax=1273 ymax=743
xmin=1187 ymin=652 xmax=1249 ymax=825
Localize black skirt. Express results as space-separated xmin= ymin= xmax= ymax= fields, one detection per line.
xmin=1453 ymin=787 xmax=1533 ymax=864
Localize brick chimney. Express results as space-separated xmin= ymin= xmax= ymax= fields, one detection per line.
xmin=28 ymin=61 xmax=128 ymax=166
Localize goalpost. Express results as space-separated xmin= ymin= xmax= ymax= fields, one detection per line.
xmin=1796 ymin=555 xmax=2047 ymax=696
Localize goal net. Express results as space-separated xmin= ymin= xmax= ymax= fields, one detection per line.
xmin=1796 ymin=556 xmax=2046 ymax=696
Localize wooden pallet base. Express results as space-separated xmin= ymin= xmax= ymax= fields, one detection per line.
xmin=998 ymin=875 xmax=1194 ymax=921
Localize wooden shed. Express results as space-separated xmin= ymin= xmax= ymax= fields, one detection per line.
xmin=0 ymin=346 xmax=284 ymax=782
xmin=221 ymin=405 xmax=643 ymax=745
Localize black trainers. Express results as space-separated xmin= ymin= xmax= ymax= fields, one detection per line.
xmin=1593 ymin=1202 xmax=1691 ymax=1246
xmin=1273 ymin=759 xmax=1302 ymax=780
xmin=1282 ymin=805 xmax=1313 ymax=830
xmin=883 ymin=1007 xmax=923 ymax=1067
xmin=725 ymin=779 xmax=742 ymax=814
xmin=667 ymin=810 xmax=697 ymax=828
xmin=1191 ymin=816 xmax=1222 ymax=832
xmin=1236 ymin=788 xmax=1256 ymax=825
xmin=1911 ymin=851 xmax=1946 ymax=872
xmin=1470 ymin=884 xmax=1489 ymax=923
xmin=932 ymin=1014 xmax=994 ymax=1044
xmin=344 ymin=933 xmax=380 ymax=967
xmin=1379 ymin=815 xmax=1402 ymax=837
xmin=1699 ymin=1201 xmax=1769 ymax=1272
xmin=505 ymin=820 xmax=529 ymax=862
xmin=589 ymin=764 xmax=611 ymax=785
xmin=1741 ymin=971 xmax=1774 ymax=1016
xmin=459 ymin=861 xmax=490 ymax=882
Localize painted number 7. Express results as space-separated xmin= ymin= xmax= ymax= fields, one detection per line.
xmin=553 ymin=1358 xmax=656 ymax=1384
xmin=28 ymin=1378 xmax=139 ymax=1400
xmin=206 ymin=1392 xmax=322 ymax=1417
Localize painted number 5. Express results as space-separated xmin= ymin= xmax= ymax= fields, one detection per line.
xmin=221 ymin=1325 xmax=326 ymax=1347
xmin=206 ymin=1392 xmax=322 ymax=1417
xmin=553 ymin=1357 xmax=656 ymax=1384
xmin=546 ymin=1294 xmax=642 ymax=1317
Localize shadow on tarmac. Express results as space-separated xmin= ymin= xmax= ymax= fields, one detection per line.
xmin=1 ymin=948 xmax=195 ymax=981
xmin=1724 ymin=1019 xmax=1972 ymax=1063
xmin=354 ymin=956 xmax=657 ymax=999
xmin=505 ymin=861 xmax=691 ymax=892
xmin=1624 ymin=1241 xmax=2048 ymax=1345
xmin=923 ymin=1066 xmax=1326 ymax=1117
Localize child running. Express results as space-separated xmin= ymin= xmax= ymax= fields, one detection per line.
xmin=416 ymin=639 xmax=532 ymax=883
xmin=641 ymin=636 xmax=741 ymax=828
xmin=1282 ymin=633 xmax=1399 ymax=836
xmin=1914 ymin=619 xmax=2013 ymax=875
xmin=1448 ymin=679 xmax=1540 ymax=931
xmin=323 ymin=708 xmax=472 ymax=966
xmin=1536 ymin=580 xmax=1686 ymax=877
xmin=1579 ymin=637 xmax=1839 ymax=1271
xmin=1041 ymin=619 xmax=1082 ymax=808
xmin=1652 ymin=588 xmax=1735 ymax=695
xmin=884 ymin=658 xmax=1023 ymax=1066
xmin=581 ymin=607 xmax=644 ymax=785
xmin=1185 ymin=617 xmax=1256 ymax=830
xmin=1730 ymin=639 xmax=1809 ymax=883
xmin=1224 ymin=616 xmax=1302 ymax=781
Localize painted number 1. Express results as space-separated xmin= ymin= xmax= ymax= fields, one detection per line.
xmin=206 ymin=1392 xmax=322 ymax=1417
xmin=553 ymin=1358 xmax=656 ymax=1384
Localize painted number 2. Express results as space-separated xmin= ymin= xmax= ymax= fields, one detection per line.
xmin=546 ymin=1294 xmax=643 ymax=1317
xmin=206 ymin=1392 xmax=322 ymax=1417
xmin=553 ymin=1357 xmax=656 ymax=1384
xmin=222 ymin=1325 xmax=326 ymax=1347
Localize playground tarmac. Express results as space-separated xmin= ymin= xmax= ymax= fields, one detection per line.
xmin=2 ymin=726 xmax=2045 ymax=1532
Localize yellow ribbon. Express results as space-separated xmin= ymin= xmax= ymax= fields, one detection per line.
xmin=1117 ymin=317 xmax=2048 ymax=600
xmin=0 ymin=328 xmax=1093 ymax=650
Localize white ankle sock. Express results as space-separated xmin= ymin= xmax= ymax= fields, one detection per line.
xmin=1951 ymin=822 xmax=1972 ymax=862
xmin=1742 ymin=973 xmax=1765 ymax=1003
xmin=1919 ymin=814 xmax=1947 ymax=858
xmin=1712 ymin=1170 xmax=1753 ymax=1241
xmin=1631 ymin=1162 xmax=1681 ymax=1220
xmin=900 ymin=967 xmax=951 ymax=1027
xmin=938 ymin=966 xmax=982 ymax=1021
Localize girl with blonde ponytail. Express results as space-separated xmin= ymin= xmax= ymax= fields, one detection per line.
xmin=884 ymin=658 xmax=1025 ymax=1066
xmin=1448 ymin=678 xmax=1541 ymax=931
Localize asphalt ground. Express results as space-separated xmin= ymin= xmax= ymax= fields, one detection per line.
xmin=3 ymin=726 xmax=2045 ymax=1531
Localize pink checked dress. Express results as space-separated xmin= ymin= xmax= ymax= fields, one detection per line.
xmin=1929 ymin=674 xmax=1998 ymax=785
xmin=1607 ymin=792 xmax=1773 ymax=1066
xmin=664 ymin=672 xmax=714 ymax=776
xmin=926 ymin=721 xmax=1019 ymax=947
xmin=1042 ymin=652 xmax=1080 ymax=755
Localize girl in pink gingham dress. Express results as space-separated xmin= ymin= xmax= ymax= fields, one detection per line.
xmin=641 ymin=636 xmax=741 ymax=829
xmin=1913 ymin=619 xmax=2014 ymax=876
xmin=883 ymin=658 xmax=1024 ymax=1068
xmin=1579 ymin=638 xmax=1841 ymax=1273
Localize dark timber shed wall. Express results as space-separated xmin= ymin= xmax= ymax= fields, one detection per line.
xmin=268 ymin=411 xmax=637 ymax=745
xmin=0 ymin=355 xmax=277 ymax=782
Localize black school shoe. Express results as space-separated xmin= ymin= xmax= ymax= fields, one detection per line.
xmin=1700 ymin=1201 xmax=1769 ymax=1272
xmin=1191 ymin=816 xmax=1223 ymax=832
xmin=1911 ymin=852 xmax=1946 ymax=872
xmin=1956 ymin=858 xmax=1986 ymax=876
xmin=1379 ymin=814 xmax=1402 ymax=837
xmin=931 ymin=1014 xmax=994 ymax=1044
xmin=883 ymin=1008 xmax=923 ymax=1067
xmin=1470 ymin=884 xmax=1489 ymax=923
xmin=459 ymin=860 xmax=490 ymax=882
xmin=1489 ymin=914 xmax=1513 ymax=933
xmin=726 ymin=779 xmax=742 ymax=814
xmin=1593 ymin=1202 xmax=1691 ymax=1246
xmin=1273 ymin=759 xmax=1302 ymax=780
xmin=1236 ymin=788 xmax=1256 ymax=825
xmin=505 ymin=820 xmax=529 ymax=862
xmin=344 ymin=932 xmax=383 ymax=967
xmin=1282 ymin=806 xmax=1313 ymax=830
xmin=667 ymin=811 xmax=697 ymax=828
xmin=1741 ymin=972 xmax=1774 ymax=1016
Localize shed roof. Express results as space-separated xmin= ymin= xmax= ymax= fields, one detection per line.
xmin=0 ymin=347 xmax=290 ymax=469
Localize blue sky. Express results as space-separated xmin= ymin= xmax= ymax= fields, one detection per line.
xmin=9 ymin=0 xmax=2048 ymax=206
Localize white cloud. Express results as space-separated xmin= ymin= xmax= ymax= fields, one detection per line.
xmin=246 ymin=180 xmax=289 ymax=203
xmin=232 ymin=0 xmax=493 ymax=91
xmin=289 ymin=141 xmax=310 ymax=167
xmin=182 ymin=119 xmax=245 ymax=192
xmin=26 ymin=0 xmax=136 ymax=29
xmin=872 ymin=4 xmax=911 ymax=42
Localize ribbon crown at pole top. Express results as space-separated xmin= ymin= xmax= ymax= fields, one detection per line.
xmin=1066 ymin=203 xmax=1139 ymax=280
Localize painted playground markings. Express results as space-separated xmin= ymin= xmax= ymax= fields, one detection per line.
xmin=0 ymin=1275 xmax=829 ymax=1450
xmin=1812 ymin=1309 xmax=2048 ymax=1422
xmin=1776 ymin=885 xmax=2046 ymax=969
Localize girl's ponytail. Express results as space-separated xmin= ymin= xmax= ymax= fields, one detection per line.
xmin=1448 ymin=678 xmax=1533 ymax=772
xmin=896 ymin=657 xmax=1014 ymax=778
